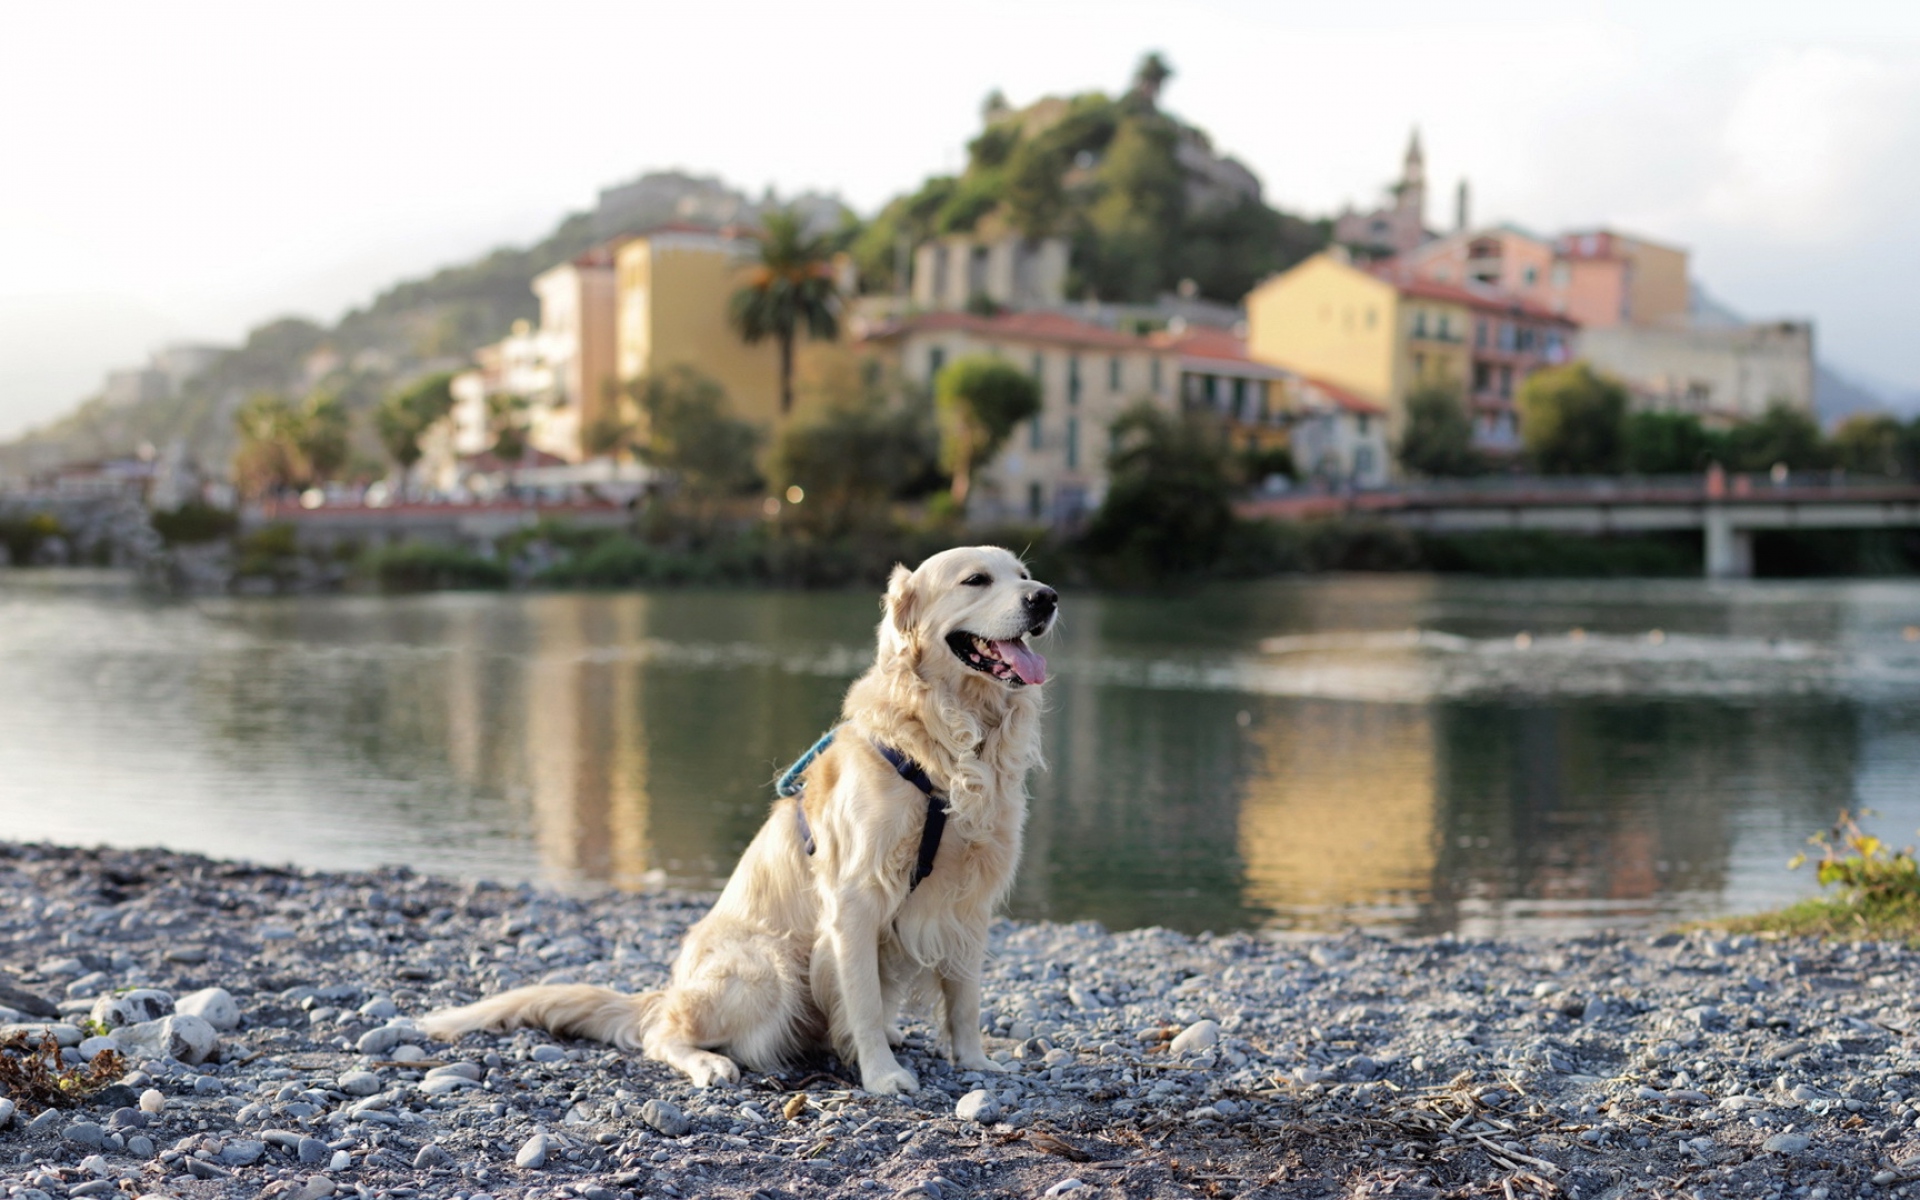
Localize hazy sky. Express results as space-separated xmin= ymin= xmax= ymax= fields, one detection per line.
xmin=3 ymin=0 xmax=1917 ymax=438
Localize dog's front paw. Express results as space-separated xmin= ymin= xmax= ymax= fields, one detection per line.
xmin=860 ymin=1063 xmax=919 ymax=1096
xmin=684 ymin=1051 xmax=741 ymax=1088
xmin=954 ymin=1052 xmax=1010 ymax=1073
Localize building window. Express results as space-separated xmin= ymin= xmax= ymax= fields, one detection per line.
xmin=1232 ymin=378 xmax=1248 ymax=420
xmin=1256 ymin=381 xmax=1270 ymax=423
xmin=1437 ymin=313 xmax=1452 ymax=341
xmin=1068 ymin=355 xmax=1081 ymax=405
xmin=1357 ymin=414 xmax=1370 ymax=436
xmin=1031 ymin=352 xmax=1044 ymax=379
xmin=1066 ymin=416 xmax=1079 ymax=470
xmin=1413 ymin=353 xmax=1427 ymax=378
xmin=1499 ymin=365 xmax=1513 ymax=398
xmin=1473 ymin=362 xmax=1492 ymax=394
xmin=1029 ymin=416 xmax=1042 ymax=451
xmin=1109 ymin=356 xmax=1122 ymax=391
xmin=1354 ymin=445 xmax=1375 ymax=478
xmin=1151 ymin=356 xmax=1162 ymax=391
xmin=1476 ymin=320 xmax=1488 ymax=349
xmin=929 ymin=346 xmax=945 ymax=377
xmin=1365 ymin=307 xmax=1378 ymax=329
xmin=1523 ymin=265 xmax=1538 ymax=286
xmin=1028 ymin=482 xmax=1044 ymax=520
xmin=1413 ymin=310 xmax=1428 ymax=338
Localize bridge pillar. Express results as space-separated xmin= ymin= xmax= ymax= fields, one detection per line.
xmin=1704 ymin=508 xmax=1753 ymax=579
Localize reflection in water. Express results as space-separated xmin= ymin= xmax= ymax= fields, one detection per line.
xmin=2 ymin=571 xmax=1918 ymax=936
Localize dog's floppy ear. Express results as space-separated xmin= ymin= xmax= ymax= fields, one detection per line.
xmin=884 ymin=563 xmax=920 ymax=639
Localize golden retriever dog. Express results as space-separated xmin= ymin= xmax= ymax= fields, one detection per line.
xmin=421 ymin=546 xmax=1056 ymax=1094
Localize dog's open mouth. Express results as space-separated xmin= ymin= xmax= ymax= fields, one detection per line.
xmin=946 ymin=631 xmax=1047 ymax=686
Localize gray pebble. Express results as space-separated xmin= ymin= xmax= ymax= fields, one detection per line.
xmin=414 ymin=1142 xmax=454 ymax=1169
xmin=338 ymin=1069 xmax=382 ymax=1096
xmin=220 ymin=1138 xmax=266 ymax=1166
xmin=641 ymin=1097 xmax=691 ymax=1137
xmin=298 ymin=1136 xmax=331 ymax=1164
xmin=530 ymin=1043 xmax=567 ymax=1063
xmin=515 ymin=1130 xmax=550 ymax=1168
xmin=62 ymin=1121 xmax=106 ymax=1149
xmin=1763 ymin=1132 xmax=1811 ymax=1154
xmin=955 ymin=1088 xmax=1000 ymax=1123
xmin=126 ymin=1134 xmax=155 ymax=1158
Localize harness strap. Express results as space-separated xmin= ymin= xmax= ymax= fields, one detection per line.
xmin=778 ymin=730 xmax=948 ymax=891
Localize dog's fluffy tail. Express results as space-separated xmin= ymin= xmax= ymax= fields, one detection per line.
xmin=420 ymin=985 xmax=661 ymax=1053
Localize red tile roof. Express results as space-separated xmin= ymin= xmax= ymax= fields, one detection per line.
xmin=862 ymin=309 xmax=1157 ymax=352
xmin=1367 ymin=264 xmax=1575 ymax=325
xmin=1301 ymin=376 xmax=1387 ymax=417
xmin=1149 ymin=325 xmax=1294 ymax=381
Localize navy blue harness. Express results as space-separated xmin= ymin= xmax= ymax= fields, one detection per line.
xmin=776 ymin=728 xmax=948 ymax=891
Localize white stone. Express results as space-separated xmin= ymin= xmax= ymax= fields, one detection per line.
xmin=515 ymin=1130 xmax=549 ymax=1169
xmin=138 ymin=1088 xmax=167 ymax=1114
xmin=1169 ymin=1019 xmax=1220 ymax=1056
xmin=337 ymin=1071 xmax=383 ymax=1097
xmin=1763 ymin=1132 xmax=1811 ymax=1154
xmin=175 ymin=988 xmax=241 ymax=1032
xmin=77 ymin=1035 xmax=121 ymax=1058
xmin=0 ymin=1099 xmax=14 ymax=1128
xmin=116 ymin=1013 xmax=219 ymax=1064
xmin=89 ymin=990 xmax=173 ymax=1030
xmin=955 ymin=1089 xmax=1000 ymax=1123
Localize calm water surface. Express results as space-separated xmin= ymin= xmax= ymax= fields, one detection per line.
xmin=6 ymin=569 xmax=1920 ymax=937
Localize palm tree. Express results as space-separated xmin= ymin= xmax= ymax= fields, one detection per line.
xmin=728 ymin=210 xmax=841 ymax=415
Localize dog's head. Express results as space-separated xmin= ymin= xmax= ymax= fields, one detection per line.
xmin=881 ymin=546 xmax=1057 ymax=688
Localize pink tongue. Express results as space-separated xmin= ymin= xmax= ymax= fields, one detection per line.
xmin=994 ymin=639 xmax=1047 ymax=685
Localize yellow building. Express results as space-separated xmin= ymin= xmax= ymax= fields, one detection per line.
xmin=1246 ymin=252 xmax=1575 ymax=462
xmin=615 ymin=226 xmax=784 ymax=426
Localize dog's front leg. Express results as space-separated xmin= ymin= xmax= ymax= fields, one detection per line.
xmin=939 ymin=966 xmax=1007 ymax=1072
xmin=823 ymin=890 xmax=918 ymax=1095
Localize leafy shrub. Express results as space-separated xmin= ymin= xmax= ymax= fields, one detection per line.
xmin=0 ymin=513 xmax=63 ymax=564
xmin=151 ymin=502 xmax=240 ymax=545
xmin=363 ymin=542 xmax=507 ymax=591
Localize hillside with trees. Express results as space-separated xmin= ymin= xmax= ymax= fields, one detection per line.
xmin=853 ymin=54 xmax=1328 ymax=305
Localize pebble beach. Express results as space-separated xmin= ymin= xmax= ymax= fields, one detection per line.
xmin=1 ymin=841 xmax=1915 ymax=1200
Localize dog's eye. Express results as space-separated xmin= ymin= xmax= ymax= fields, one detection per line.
xmin=961 ymin=573 xmax=992 ymax=587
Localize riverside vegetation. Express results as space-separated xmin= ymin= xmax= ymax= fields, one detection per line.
xmin=4 ymin=841 xmax=1920 ymax=1200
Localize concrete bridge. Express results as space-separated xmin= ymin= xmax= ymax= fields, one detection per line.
xmin=1243 ymin=471 xmax=1920 ymax=577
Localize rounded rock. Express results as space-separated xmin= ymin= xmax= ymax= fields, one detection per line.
xmin=1763 ymin=1132 xmax=1811 ymax=1154
xmin=297 ymin=1136 xmax=330 ymax=1165
xmin=337 ymin=1070 xmax=382 ymax=1097
xmin=955 ymin=1089 xmax=1000 ymax=1123
xmin=89 ymin=989 xmax=173 ymax=1030
xmin=138 ymin=1088 xmax=167 ymax=1114
xmin=641 ymin=1098 xmax=691 ymax=1137
xmin=414 ymin=1142 xmax=454 ymax=1169
xmin=1169 ymin=1019 xmax=1220 ymax=1056
xmin=62 ymin=1121 xmax=107 ymax=1149
xmin=220 ymin=1139 xmax=266 ymax=1167
xmin=516 ymin=1130 xmax=550 ymax=1168
xmin=174 ymin=988 xmax=241 ymax=1032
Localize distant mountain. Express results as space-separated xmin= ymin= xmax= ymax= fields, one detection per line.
xmin=0 ymin=174 xmax=851 ymax=484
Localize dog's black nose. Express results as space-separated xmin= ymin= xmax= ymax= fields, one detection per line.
xmin=1026 ymin=587 xmax=1058 ymax=617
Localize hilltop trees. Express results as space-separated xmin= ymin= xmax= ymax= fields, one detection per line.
xmin=934 ymin=356 xmax=1043 ymax=510
xmin=729 ymin=210 xmax=842 ymax=415
xmin=851 ymin=54 xmax=1324 ymax=303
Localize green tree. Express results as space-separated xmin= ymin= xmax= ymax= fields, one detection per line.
xmin=376 ymin=371 xmax=457 ymax=471
xmin=728 ymin=210 xmax=842 ymax=415
xmin=1830 ymin=413 xmax=1907 ymax=478
xmin=1081 ymin=405 xmax=1235 ymax=578
xmin=1518 ymin=362 xmax=1628 ymax=474
xmin=771 ymin=389 xmax=939 ymax=534
xmin=486 ymin=393 xmax=531 ymax=462
xmin=934 ymin=355 xmax=1043 ymax=509
xmin=630 ymin=367 xmax=764 ymax=500
xmin=231 ymin=390 xmax=348 ymax=497
xmin=1396 ymin=382 xmax=1484 ymax=478
xmin=1720 ymin=402 xmax=1829 ymax=473
xmin=1623 ymin=411 xmax=1714 ymax=474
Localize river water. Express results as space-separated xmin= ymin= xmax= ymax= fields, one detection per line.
xmin=5 ymin=569 xmax=1919 ymax=937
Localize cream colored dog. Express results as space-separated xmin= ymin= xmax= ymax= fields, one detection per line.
xmin=421 ymin=546 xmax=1056 ymax=1094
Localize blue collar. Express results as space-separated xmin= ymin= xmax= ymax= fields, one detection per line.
xmin=778 ymin=729 xmax=948 ymax=891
